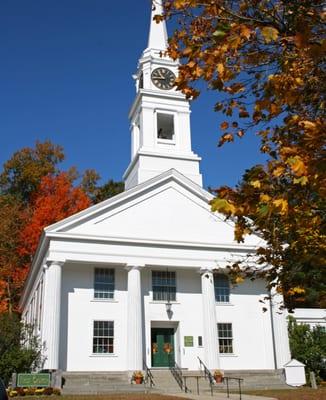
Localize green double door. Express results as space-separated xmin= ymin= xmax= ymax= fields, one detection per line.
xmin=151 ymin=328 xmax=175 ymax=367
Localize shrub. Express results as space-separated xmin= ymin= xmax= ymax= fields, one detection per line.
xmin=288 ymin=316 xmax=326 ymax=381
xmin=0 ymin=313 xmax=43 ymax=385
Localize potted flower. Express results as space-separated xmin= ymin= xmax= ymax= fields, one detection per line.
xmin=213 ymin=370 xmax=224 ymax=383
xmin=132 ymin=371 xmax=144 ymax=384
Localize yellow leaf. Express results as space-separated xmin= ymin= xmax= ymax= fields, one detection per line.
xmin=273 ymin=166 xmax=285 ymax=177
xmin=235 ymin=276 xmax=244 ymax=284
xmin=217 ymin=63 xmax=225 ymax=75
xmin=183 ymin=47 xmax=193 ymax=56
xmin=273 ymin=198 xmax=288 ymax=214
xmin=250 ymin=180 xmax=261 ymax=188
xmin=261 ymin=26 xmax=279 ymax=43
xmin=287 ymin=287 xmax=306 ymax=295
xmin=240 ymin=25 xmax=251 ymax=40
xmin=293 ymin=287 xmax=305 ymax=294
xmin=300 ymin=120 xmax=317 ymax=130
xmin=293 ymin=176 xmax=308 ymax=185
xmin=287 ymin=156 xmax=307 ymax=176
xmin=211 ymin=198 xmax=236 ymax=215
xmin=218 ymin=133 xmax=234 ymax=146
xmin=260 ymin=194 xmax=271 ymax=202
xmin=174 ymin=0 xmax=187 ymax=9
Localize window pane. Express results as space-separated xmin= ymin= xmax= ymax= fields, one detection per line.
xmin=93 ymin=321 xmax=114 ymax=354
xmin=157 ymin=113 xmax=174 ymax=140
xmin=218 ymin=323 xmax=233 ymax=354
xmin=94 ymin=268 xmax=115 ymax=299
xmin=214 ymin=274 xmax=230 ymax=302
xmin=152 ymin=271 xmax=176 ymax=301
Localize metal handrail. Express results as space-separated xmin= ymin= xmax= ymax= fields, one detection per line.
xmin=143 ymin=360 xmax=155 ymax=388
xmin=223 ymin=376 xmax=244 ymax=400
xmin=169 ymin=360 xmax=189 ymax=393
xmin=197 ymin=356 xmax=243 ymax=400
xmin=197 ymin=357 xmax=215 ymax=396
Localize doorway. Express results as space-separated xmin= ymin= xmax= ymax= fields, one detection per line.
xmin=151 ymin=327 xmax=175 ymax=367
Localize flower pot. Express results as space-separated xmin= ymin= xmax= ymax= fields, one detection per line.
xmin=214 ymin=375 xmax=223 ymax=383
xmin=135 ymin=377 xmax=143 ymax=384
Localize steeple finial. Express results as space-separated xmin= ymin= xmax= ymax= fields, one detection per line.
xmin=147 ymin=0 xmax=168 ymax=50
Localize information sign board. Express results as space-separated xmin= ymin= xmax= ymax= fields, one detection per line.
xmin=184 ymin=336 xmax=194 ymax=347
xmin=17 ymin=373 xmax=51 ymax=388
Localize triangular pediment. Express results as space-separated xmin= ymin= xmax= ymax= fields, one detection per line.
xmin=46 ymin=169 xmax=261 ymax=247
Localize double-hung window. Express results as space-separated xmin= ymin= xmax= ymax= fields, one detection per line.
xmin=214 ymin=274 xmax=230 ymax=303
xmin=93 ymin=321 xmax=114 ymax=354
xmin=218 ymin=323 xmax=233 ymax=354
xmin=94 ymin=268 xmax=115 ymax=299
xmin=152 ymin=270 xmax=176 ymax=301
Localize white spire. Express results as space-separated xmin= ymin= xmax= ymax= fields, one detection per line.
xmin=147 ymin=0 xmax=168 ymax=50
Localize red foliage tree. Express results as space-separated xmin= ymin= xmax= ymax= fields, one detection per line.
xmin=19 ymin=173 xmax=91 ymax=260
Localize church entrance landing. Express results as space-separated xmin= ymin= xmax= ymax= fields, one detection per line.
xmin=151 ymin=327 xmax=175 ymax=367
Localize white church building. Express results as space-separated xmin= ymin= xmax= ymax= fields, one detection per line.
xmin=20 ymin=1 xmax=291 ymax=374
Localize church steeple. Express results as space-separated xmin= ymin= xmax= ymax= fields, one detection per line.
xmin=147 ymin=0 xmax=168 ymax=51
xmin=123 ymin=1 xmax=202 ymax=190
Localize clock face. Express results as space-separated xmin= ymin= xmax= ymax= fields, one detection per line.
xmin=151 ymin=68 xmax=176 ymax=90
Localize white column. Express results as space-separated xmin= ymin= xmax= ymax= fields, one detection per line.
xmin=201 ymin=268 xmax=220 ymax=369
xmin=42 ymin=261 xmax=63 ymax=370
xmin=126 ymin=265 xmax=143 ymax=370
xmin=270 ymin=289 xmax=291 ymax=368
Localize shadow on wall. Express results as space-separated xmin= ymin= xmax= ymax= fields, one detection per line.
xmin=59 ymin=263 xmax=127 ymax=370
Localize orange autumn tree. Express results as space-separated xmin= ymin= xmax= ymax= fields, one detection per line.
xmin=0 ymin=141 xmax=65 ymax=313
xmin=19 ymin=172 xmax=91 ymax=268
xmin=0 ymin=141 xmax=124 ymax=313
xmin=157 ymin=0 xmax=326 ymax=307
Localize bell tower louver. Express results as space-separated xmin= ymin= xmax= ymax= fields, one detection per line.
xmin=123 ymin=0 xmax=202 ymax=190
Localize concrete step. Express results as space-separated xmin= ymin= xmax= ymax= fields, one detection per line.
xmin=150 ymin=370 xmax=183 ymax=393
xmin=61 ymin=369 xmax=290 ymax=394
xmin=150 ymin=369 xmax=289 ymax=392
xmin=62 ymin=372 xmax=138 ymax=395
xmin=61 ymin=386 xmax=155 ymax=395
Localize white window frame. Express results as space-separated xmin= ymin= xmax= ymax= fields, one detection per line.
xmin=214 ymin=273 xmax=231 ymax=303
xmin=217 ymin=322 xmax=234 ymax=354
xmin=151 ymin=270 xmax=177 ymax=302
xmin=93 ymin=267 xmax=115 ymax=300
xmin=92 ymin=320 xmax=115 ymax=355
xmin=155 ymin=109 xmax=177 ymax=144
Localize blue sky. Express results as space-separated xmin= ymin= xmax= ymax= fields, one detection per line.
xmin=0 ymin=0 xmax=266 ymax=190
